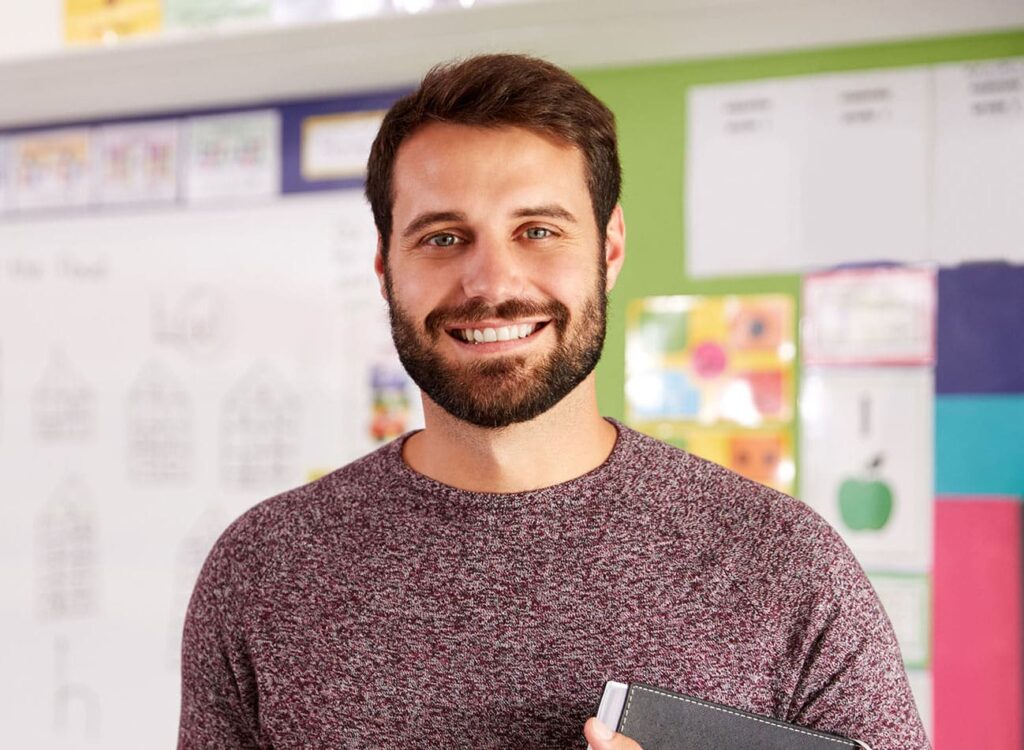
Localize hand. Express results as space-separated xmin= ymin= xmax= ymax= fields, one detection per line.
xmin=583 ymin=717 xmax=644 ymax=750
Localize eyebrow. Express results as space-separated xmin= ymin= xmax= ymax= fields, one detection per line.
xmin=401 ymin=211 xmax=467 ymax=240
xmin=512 ymin=205 xmax=578 ymax=223
xmin=400 ymin=204 xmax=580 ymax=240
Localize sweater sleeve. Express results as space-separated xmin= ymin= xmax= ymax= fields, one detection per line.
xmin=787 ymin=529 xmax=931 ymax=750
xmin=177 ymin=529 xmax=263 ymax=750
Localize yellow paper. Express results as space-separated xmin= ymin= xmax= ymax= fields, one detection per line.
xmin=65 ymin=0 xmax=162 ymax=45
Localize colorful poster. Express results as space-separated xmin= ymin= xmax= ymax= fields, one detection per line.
xmin=626 ymin=295 xmax=796 ymax=493
xmin=301 ymin=110 xmax=385 ymax=181
xmin=868 ymin=572 xmax=931 ymax=669
xmin=183 ymin=111 xmax=280 ymax=203
xmin=11 ymin=129 xmax=93 ymax=211
xmin=64 ymin=0 xmax=162 ymax=44
xmin=802 ymin=266 xmax=936 ymax=365
xmin=95 ymin=121 xmax=179 ymax=206
xmin=626 ymin=295 xmax=795 ymax=425
xmin=799 ymin=367 xmax=933 ymax=570
xmin=164 ymin=0 xmax=271 ymax=28
xmin=933 ymin=58 xmax=1024 ymax=265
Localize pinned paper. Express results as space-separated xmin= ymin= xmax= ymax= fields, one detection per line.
xmin=933 ymin=59 xmax=1024 ymax=265
xmin=301 ymin=110 xmax=385 ymax=181
xmin=64 ymin=0 xmax=162 ymax=44
xmin=626 ymin=295 xmax=795 ymax=426
xmin=0 ymin=137 xmax=11 ymax=213
xmin=934 ymin=497 xmax=1022 ymax=750
xmin=799 ymin=367 xmax=933 ymax=570
xmin=936 ymin=262 xmax=1024 ymax=394
xmin=95 ymin=121 xmax=179 ymax=206
xmin=802 ymin=266 xmax=936 ymax=365
xmin=662 ymin=426 xmax=795 ymax=495
xmin=10 ymin=129 xmax=93 ymax=211
xmin=935 ymin=395 xmax=1024 ymax=495
xmin=183 ymin=111 xmax=280 ymax=203
xmin=164 ymin=0 xmax=270 ymax=28
xmin=868 ymin=572 xmax=931 ymax=668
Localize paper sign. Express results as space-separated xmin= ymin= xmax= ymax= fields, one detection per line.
xmin=935 ymin=395 xmax=1024 ymax=495
xmin=164 ymin=0 xmax=270 ymax=28
xmin=0 ymin=138 xmax=11 ymax=213
xmin=301 ymin=110 xmax=385 ymax=181
xmin=626 ymin=295 xmax=795 ymax=426
xmin=686 ymin=79 xmax=809 ymax=277
xmin=933 ymin=58 xmax=1024 ymax=265
xmin=802 ymin=68 xmax=930 ymax=267
xmin=11 ymin=129 xmax=93 ymax=211
xmin=64 ymin=0 xmax=162 ymax=44
xmin=95 ymin=121 xmax=179 ymax=206
xmin=934 ymin=497 xmax=1022 ymax=750
xmin=800 ymin=367 xmax=933 ymax=570
xmin=868 ymin=572 xmax=931 ymax=668
xmin=183 ymin=111 xmax=280 ymax=203
xmin=936 ymin=262 xmax=1024 ymax=394
xmin=802 ymin=266 xmax=936 ymax=365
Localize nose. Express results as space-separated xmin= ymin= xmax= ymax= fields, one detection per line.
xmin=459 ymin=235 xmax=527 ymax=303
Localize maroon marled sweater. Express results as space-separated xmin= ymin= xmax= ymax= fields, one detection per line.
xmin=178 ymin=421 xmax=929 ymax=749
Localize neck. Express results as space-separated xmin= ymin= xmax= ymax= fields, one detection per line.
xmin=401 ymin=374 xmax=617 ymax=493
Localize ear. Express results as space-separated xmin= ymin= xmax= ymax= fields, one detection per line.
xmin=373 ymin=232 xmax=389 ymax=302
xmin=603 ymin=204 xmax=626 ymax=293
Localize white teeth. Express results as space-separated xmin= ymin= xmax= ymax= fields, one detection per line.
xmin=457 ymin=323 xmax=540 ymax=344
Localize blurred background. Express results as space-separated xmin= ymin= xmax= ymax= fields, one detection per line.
xmin=1 ymin=1 xmax=1022 ymax=747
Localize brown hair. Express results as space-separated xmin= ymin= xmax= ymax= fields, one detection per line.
xmin=365 ymin=54 xmax=621 ymax=256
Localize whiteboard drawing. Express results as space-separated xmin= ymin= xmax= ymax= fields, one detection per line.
xmin=151 ymin=286 xmax=233 ymax=361
xmin=126 ymin=360 xmax=193 ymax=485
xmin=36 ymin=476 xmax=98 ymax=621
xmin=33 ymin=352 xmax=96 ymax=442
xmin=53 ymin=635 xmax=101 ymax=740
xmin=221 ymin=364 xmax=300 ymax=489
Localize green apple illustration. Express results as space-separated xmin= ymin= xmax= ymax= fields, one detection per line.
xmin=838 ymin=454 xmax=894 ymax=531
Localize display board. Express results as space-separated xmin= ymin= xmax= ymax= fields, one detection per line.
xmin=0 ymin=93 xmax=419 ymax=748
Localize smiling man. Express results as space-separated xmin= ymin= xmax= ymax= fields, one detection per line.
xmin=178 ymin=56 xmax=929 ymax=750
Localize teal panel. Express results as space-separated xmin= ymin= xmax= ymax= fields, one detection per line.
xmin=935 ymin=396 xmax=1024 ymax=495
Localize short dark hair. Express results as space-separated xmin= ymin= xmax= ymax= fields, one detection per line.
xmin=366 ymin=53 xmax=621 ymax=255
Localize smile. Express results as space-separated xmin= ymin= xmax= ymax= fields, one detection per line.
xmin=446 ymin=320 xmax=550 ymax=345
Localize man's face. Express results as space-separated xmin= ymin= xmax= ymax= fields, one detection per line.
xmin=376 ymin=123 xmax=623 ymax=429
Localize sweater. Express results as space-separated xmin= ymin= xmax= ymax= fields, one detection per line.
xmin=178 ymin=420 xmax=929 ymax=749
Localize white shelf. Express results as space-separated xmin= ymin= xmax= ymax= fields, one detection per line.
xmin=2 ymin=0 xmax=1022 ymax=129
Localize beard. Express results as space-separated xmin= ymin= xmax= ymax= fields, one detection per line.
xmin=384 ymin=265 xmax=608 ymax=429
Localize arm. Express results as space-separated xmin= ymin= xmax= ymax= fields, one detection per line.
xmin=178 ymin=533 xmax=262 ymax=749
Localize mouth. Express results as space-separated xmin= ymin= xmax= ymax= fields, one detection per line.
xmin=445 ymin=320 xmax=551 ymax=346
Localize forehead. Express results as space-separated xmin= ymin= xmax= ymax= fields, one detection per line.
xmin=391 ymin=123 xmax=588 ymax=216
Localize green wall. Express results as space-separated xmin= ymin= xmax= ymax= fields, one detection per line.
xmin=577 ymin=29 xmax=1024 ymax=425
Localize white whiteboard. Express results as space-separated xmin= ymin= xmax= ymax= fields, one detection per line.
xmin=0 ymin=190 xmax=421 ymax=748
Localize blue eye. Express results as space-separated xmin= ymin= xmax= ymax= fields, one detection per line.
xmin=427 ymin=233 xmax=459 ymax=247
xmin=524 ymin=227 xmax=552 ymax=240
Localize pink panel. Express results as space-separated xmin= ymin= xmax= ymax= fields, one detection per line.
xmin=934 ymin=497 xmax=1022 ymax=750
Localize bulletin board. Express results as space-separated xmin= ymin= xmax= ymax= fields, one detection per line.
xmin=578 ymin=28 xmax=1024 ymax=749
xmin=0 ymin=91 xmax=424 ymax=749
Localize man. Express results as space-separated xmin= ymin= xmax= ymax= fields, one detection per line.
xmin=179 ymin=55 xmax=929 ymax=749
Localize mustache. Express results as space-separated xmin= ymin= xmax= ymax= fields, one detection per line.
xmin=424 ymin=297 xmax=570 ymax=338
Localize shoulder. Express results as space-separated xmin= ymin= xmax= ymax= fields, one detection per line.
xmin=616 ymin=424 xmax=858 ymax=581
xmin=197 ymin=438 xmax=402 ymax=592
